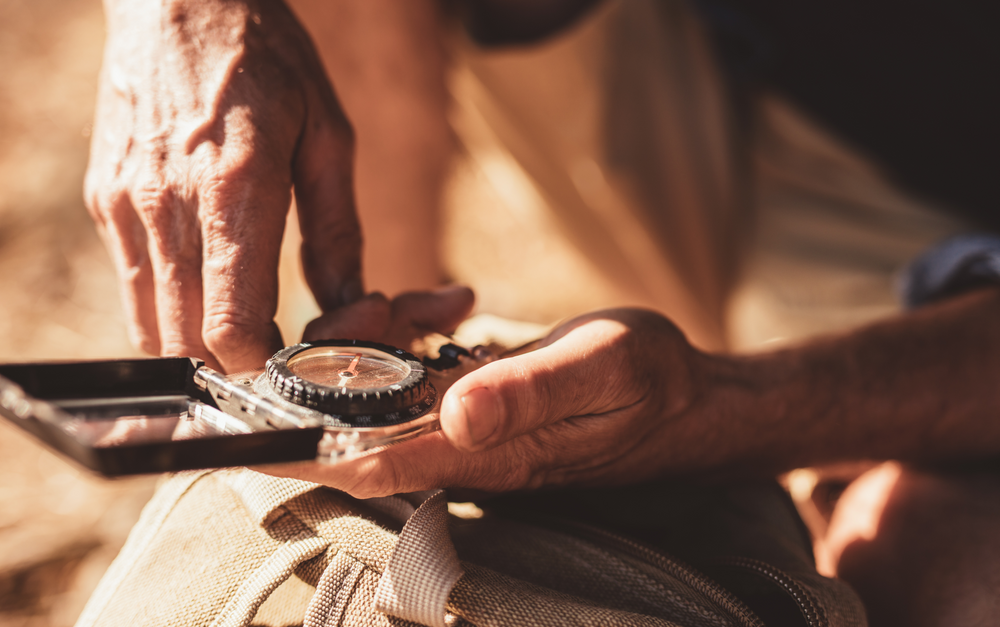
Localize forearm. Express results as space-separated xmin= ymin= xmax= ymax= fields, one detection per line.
xmin=694 ymin=287 xmax=1000 ymax=473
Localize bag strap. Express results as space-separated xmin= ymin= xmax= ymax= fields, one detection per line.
xmin=226 ymin=471 xmax=464 ymax=627
xmin=373 ymin=490 xmax=464 ymax=627
xmin=301 ymin=489 xmax=464 ymax=627
xmin=210 ymin=512 xmax=330 ymax=627
xmin=220 ymin=468 xmax=323 ymax=526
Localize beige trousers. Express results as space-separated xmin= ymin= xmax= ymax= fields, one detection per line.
xmin=440 ymin=0 xmax=965 ymax=352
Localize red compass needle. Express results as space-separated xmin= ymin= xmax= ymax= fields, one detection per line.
xmin=344 ymin=353 xmax=362 ymax=377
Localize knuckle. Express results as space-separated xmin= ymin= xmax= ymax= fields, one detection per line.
xmin=219 ymin=145 xmax=263 ymax=179
xmin=202 ymin=315 xmax=261 ymax=354
xmin=509 ymin=359 xmax=553 ymax=430
xmin=159 ymin=335 xmax=203 ymax=359
xmin=130 ymin=179 xmax=186 ymax=245
xmin=202 ymin=307 xmax=279 ymax=370
xmin=84 ymin=179 xmax=123 ymax=223
xmin=131 ymin=176 xmax=176 ymax=218
xmin=130 ymin=176 xmax=203 ymax=259
xmin=198 ymin=155 xmax=251 ymax=195
xmin=198 ymin=174 xmax=235 ymax=208
xmin=197 ymin=170 xmax=291 ymax=238
xmin=595 ymin=317 xmax=637 ymax=352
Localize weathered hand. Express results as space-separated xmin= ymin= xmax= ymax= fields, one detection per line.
xmin=85 ymin=0 xmax=360 ymax=372
xmin=299 ymin=284 xmax=477 ymax=349
xmin=266 ymin=308 xmax=719 ymax=498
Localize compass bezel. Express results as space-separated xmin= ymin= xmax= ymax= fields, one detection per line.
xmin=264 ymin=339 xmax=435 ymax=426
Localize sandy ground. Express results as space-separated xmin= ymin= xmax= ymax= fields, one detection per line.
xmin=0 ymin=1 xmax=158 ymax=625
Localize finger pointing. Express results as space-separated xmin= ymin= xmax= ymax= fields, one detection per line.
xmin=391 ymin=285 xmax=475 ymax=334
xmin=294 ymin=79 xmax=363 ymax=312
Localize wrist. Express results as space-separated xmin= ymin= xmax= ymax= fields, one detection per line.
xmin=656 ymin=289 xmax=1000 ymax=478
xmin=679 ymin=347 xmax=828 ymax=476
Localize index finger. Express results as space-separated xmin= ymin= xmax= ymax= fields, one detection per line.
xmin=293 ymin=63 xmax=364 ymax=312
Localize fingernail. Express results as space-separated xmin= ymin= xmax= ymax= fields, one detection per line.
xmin=460 ymin=387 xmax=501 ymax=447
xmin=340 ymin=278 xmax=364 ymax=306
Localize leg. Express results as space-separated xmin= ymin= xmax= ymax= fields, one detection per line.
xmin=818 ymin=462 xmax=1000 ymax=627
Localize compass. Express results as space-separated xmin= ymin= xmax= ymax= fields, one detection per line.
xmin=260 ymin=339 xmax=437 ymax=428
xmin=0 ymin=335 xmax=495 ymax=475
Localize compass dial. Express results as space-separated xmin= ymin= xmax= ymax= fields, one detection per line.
xmin=264 ymin=340 xmax=435 ymax=425
xmin=287 ymin=346 xmax=411 ymax=390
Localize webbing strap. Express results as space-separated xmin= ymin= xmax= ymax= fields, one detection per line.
xmin=373 ymin=490 xmax=464 ymax=627
xmin=212 ymin=512 xmax=330 ymax=627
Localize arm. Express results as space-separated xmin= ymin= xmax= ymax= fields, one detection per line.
xmin=86 ymin=0 xmax=360 ymax=373
xmin=266 ymin=286 xmax=1000 ymax=497
xmin=707 ymin=286 xmax=1000 ymax=473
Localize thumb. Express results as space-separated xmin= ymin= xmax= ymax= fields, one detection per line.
xmin=391 ymin=285 xmax=475 ymax=334
xmin=439 ymin=319 xmax=634 ymax=452
xmin=302 ymin=292 xmax=392 ymax=342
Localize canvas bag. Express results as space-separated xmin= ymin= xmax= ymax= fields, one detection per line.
xmin=74 ymin=467 xmax=866 ymax=627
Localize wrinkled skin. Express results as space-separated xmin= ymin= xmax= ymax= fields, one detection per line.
xmin=263 ymin=305 xmax=716 ymax=499
xmin=85 ymin=0 xmax=360 ymax=372
xmin=267 ymin=287 xmax=1000 ymax=505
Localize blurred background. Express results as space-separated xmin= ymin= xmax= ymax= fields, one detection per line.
xmin=0 ymin=1 xmax=154 ymax=625
xmin=0 ymin=0 xmax=969 ymax=624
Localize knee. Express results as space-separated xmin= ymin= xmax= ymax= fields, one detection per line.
xmin=819 ymin=462 xmax=1000 ymax=627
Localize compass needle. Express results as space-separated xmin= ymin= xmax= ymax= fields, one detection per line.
xmin=344 ymin=353 xmax=362 ymax=377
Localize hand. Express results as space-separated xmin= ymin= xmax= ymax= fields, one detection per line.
xmin=300 ymin=284 xmax=477 ymax=348
xmin=85 ymin=0 xmax=360 ymax=372
xmin=265 ymin=308 xmax=722 ymax=498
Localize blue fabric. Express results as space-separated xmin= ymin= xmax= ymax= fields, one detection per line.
xmin=900 ymin=235 xmax=1000 ymax=309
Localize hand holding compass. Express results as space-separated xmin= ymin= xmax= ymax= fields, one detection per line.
xmin=263 ymin=308 xmax=710 ymax=498
xmin=0 ymin=293 xmax=714 ymax=494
